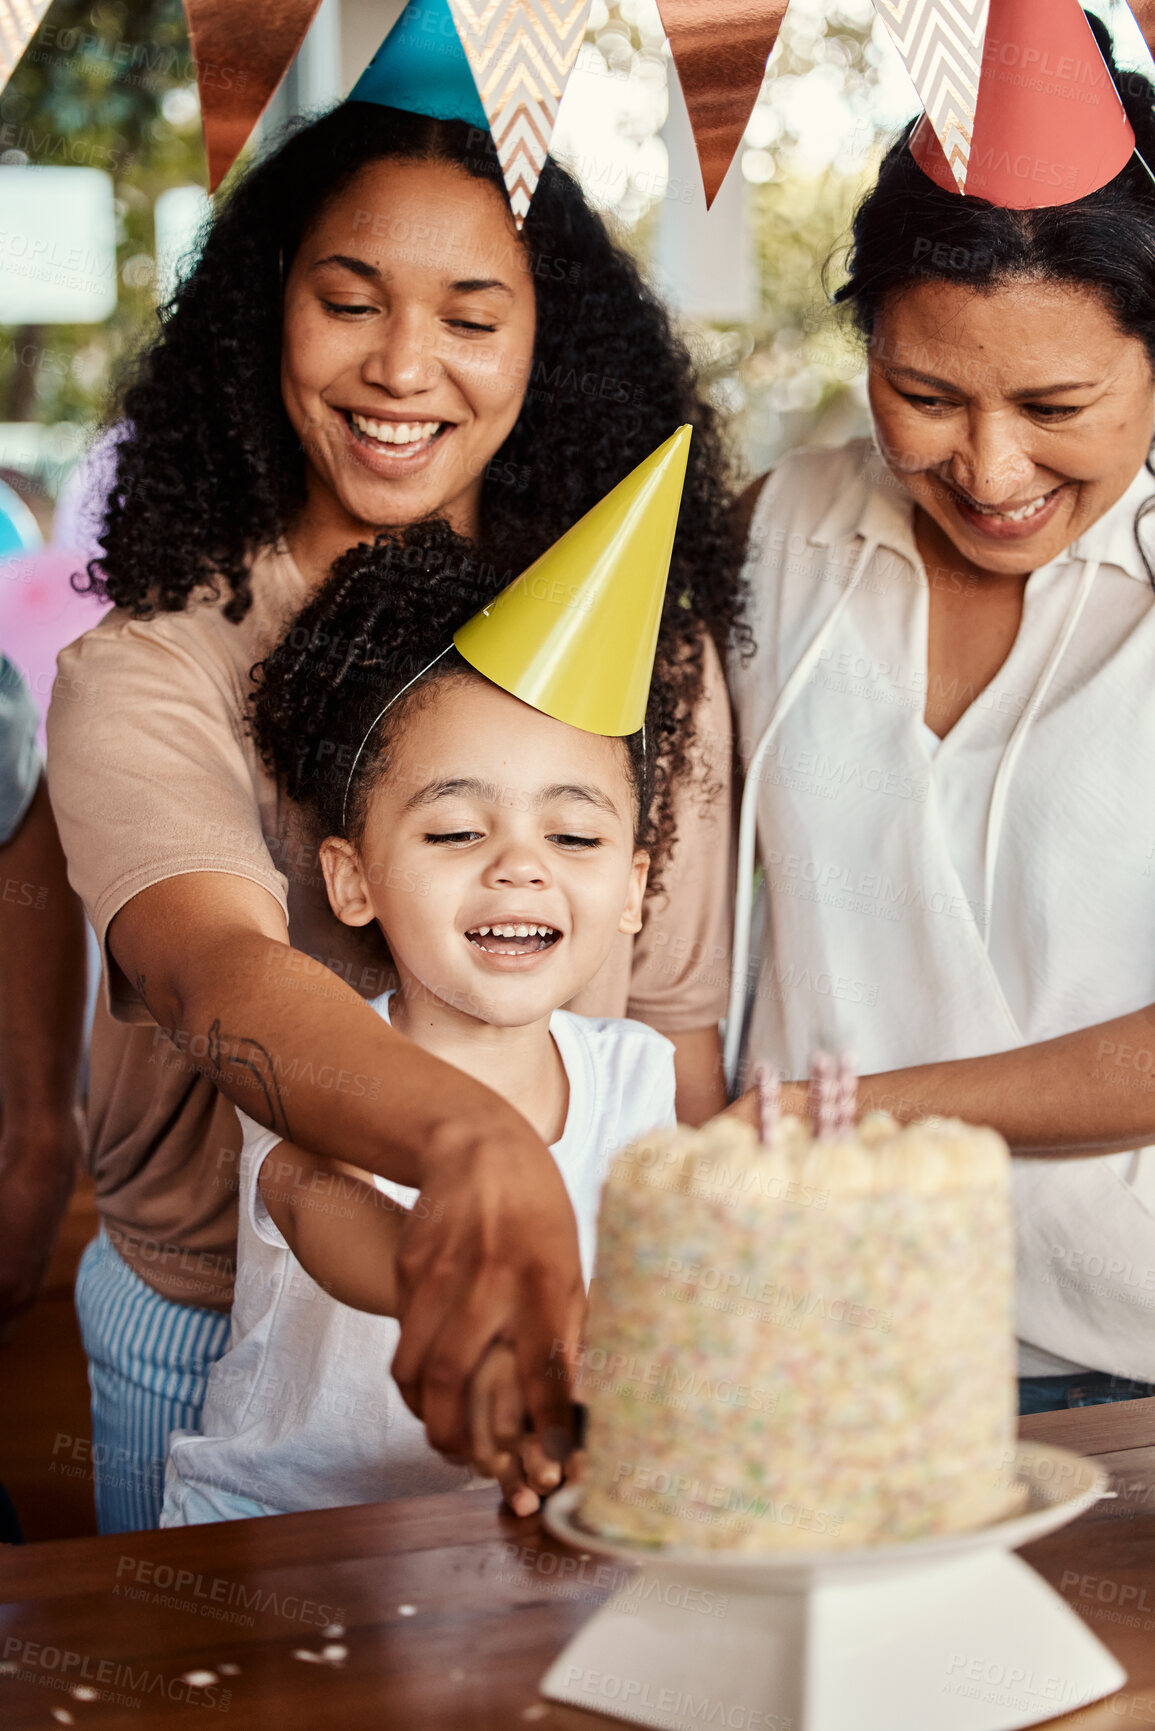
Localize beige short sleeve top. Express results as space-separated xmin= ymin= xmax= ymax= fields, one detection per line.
xmin=46 ymin=544 xmax=733 ymax=1305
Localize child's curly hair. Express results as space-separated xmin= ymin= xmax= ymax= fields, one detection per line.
xmin=251 ymin=517 xmax=674 ymax=882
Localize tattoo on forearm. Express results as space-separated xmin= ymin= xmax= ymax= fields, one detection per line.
xmin=206 ymin=1019 xmax=292 ymax=1140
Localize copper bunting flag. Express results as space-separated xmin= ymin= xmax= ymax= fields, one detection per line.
xmin=185 ymin=0 xmax=326 ymax=190
xmin=652 ymin=1 xmax=788 ymax=206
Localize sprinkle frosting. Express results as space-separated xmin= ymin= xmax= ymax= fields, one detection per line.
xmin=579 ymin=1113 xmax=1021 ymax=1550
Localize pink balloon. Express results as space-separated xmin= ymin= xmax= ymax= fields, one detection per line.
xmin=0 ymin=545 xmax=108 ymax=750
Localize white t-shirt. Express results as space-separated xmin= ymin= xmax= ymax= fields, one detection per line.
xmin=161 ymin=999 xmax=675 ymax=1524
xmin=732 ymin=439 xmax=1155 ymax=1384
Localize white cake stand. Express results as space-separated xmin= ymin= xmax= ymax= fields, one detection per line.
xmin=540 ymin=1443 xmax=1124 ymax=1731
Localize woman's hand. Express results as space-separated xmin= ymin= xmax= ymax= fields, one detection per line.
xmin=393 ymin=1114 xmax=585 ymax=1461
xmin=724 ymin=1079 xmax=807 ymax=1129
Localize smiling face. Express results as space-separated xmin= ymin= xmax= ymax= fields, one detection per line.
xmin=867 ymin=277 xmax=1155 ymax=576
xmin=321 ymin=674 xmax=648 ymax=1032
xmin=281 ymin=157 xmax=537 ymax=548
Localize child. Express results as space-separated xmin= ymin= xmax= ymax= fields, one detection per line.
xmin=161 ymin=434 xmax=691 ymax=1525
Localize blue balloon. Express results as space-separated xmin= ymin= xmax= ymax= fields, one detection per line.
xmin=0 ymin=477 xmax=42 ymax=558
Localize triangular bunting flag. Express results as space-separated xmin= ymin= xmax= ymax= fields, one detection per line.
xmin=0 ymin=0 xmax=53 ymax=95
xmin=446 ymin=0 xmax=591 ymax=226
xmin=185 ymin=0 xmax=326 ymax=191
xmin=874 ymin=0 xmax=989 ymax=194
xmin=652 ymin=1 xmax=788 ymax=208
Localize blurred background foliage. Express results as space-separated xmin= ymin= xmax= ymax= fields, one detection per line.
xmin=0 ymin=0 xmax=202 ymax=428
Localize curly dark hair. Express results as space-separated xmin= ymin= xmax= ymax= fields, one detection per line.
xmin=80 ymin=100 xmax=746 ymax=881
xmin=250 ymin=517 xmax=671 ymax=877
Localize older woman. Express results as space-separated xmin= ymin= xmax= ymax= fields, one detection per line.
xmin=46 ymin=101 xmax=744 ymax=1529
xmin=731 ymin=17 xmax=1155 ymax=1413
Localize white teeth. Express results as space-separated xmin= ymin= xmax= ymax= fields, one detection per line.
xmin=967 ymin=491 xmax=1052 ymax=523
xmin=350 ymin=413 xmax=442 ymax=447
xmin=467 ymin=922 xmax=558 ymax=940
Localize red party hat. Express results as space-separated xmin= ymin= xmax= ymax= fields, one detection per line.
xmin=910 ymin=0 xmax=1135 ymax=208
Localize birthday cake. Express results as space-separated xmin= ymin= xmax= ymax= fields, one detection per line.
xmin=577 ymin=1092 xmax=1020 ymax=1551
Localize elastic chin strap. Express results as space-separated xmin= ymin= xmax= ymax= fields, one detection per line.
xmin=1135 ymin=149 xmax=1155 ymax=192
xmin=339 ymin=643 xmax=453 ymax=833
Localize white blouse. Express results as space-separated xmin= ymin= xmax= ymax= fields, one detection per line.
xmin=731 ymin=439 xmax=1155 ymax=1381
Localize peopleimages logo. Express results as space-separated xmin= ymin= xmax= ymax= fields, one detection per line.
xmin=0 ymin=1637 xmax=231 ymax=1712
xmin=114 ymin=1555 xmax=344 ymax=1629
xmin=981 ymin=37 xmax=1109 ymax=88
xmin=0 ymin=231 xmax=115 ymax=288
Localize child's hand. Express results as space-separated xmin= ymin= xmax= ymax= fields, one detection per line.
xmin=469 ymin=1340 xmax=563 ymax=1516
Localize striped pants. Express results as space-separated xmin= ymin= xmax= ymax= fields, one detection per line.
xmin=74 ymin=1228 xmax=231 ymax=1533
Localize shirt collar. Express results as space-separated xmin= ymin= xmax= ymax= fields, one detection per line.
xmin=808 ymin=436 xmax=1155 ymax=585
xmin=1066 ymin=462 xmax=1155 ymax=582
xmin=807 ymin=438 xmax=919 ymax=562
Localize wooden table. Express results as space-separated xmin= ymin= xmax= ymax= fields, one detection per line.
xmin=2 ymin=1402 xmax=1155 ymax=1730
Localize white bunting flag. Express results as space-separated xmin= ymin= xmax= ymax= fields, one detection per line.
xmin=874 ymin=0 xmax=990 ymax=192
xmin=448 ymin=0 xmax=592 ymax=223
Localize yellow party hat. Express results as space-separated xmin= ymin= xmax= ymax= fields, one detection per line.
xmin=453 ymin=425 xmax=692 ymax=736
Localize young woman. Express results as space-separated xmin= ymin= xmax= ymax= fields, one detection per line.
xmin=731 ymin=22 xmax=1155 ymax=1413
xmin=46 ymin=103 xmax=745 ymax=1529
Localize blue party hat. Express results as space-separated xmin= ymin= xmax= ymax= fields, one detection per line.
xmin=349 ymin=0 xmax=489 ymax=132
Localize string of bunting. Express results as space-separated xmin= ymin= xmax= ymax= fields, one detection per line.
xmin=1 ymin=1 xmax=1154 ymax=214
